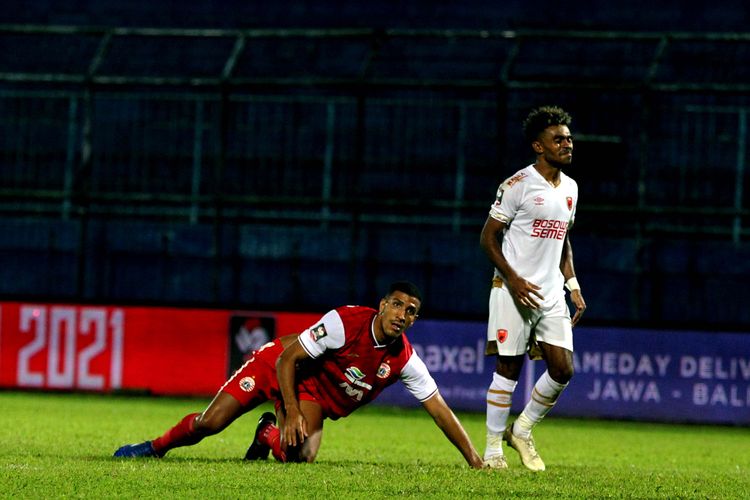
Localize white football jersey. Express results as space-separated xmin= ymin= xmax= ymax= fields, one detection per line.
xmin=488 ymin=164 xmax=578 ymax=307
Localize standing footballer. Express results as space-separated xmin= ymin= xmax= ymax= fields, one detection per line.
xmin=480 ymin=105 xmax=587 ymax=471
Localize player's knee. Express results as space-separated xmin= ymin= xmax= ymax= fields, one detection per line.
xmin=495 ymin=355 xmax=524 ymax=380
xmin=549 ymin=365 xmax=574 ymax=384
xmin=286 ymin=430 xmax=321 ymax=463
xmin=287 ymin=451 xmax=317 ymax=463
xmin=193 ymin=412 xmax=227 ymax=435
xmin=299 ymin=447 xmax=318 ymax=463
xmin=282 ymin=446 xmax=314 ymax=463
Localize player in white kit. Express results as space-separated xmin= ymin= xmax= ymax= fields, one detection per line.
xmin=480 ymin=106 xmax=587 ymax=471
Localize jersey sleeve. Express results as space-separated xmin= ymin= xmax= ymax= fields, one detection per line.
xmin=297 ymin=309 xmax=347 ymax=358
xmin=489 ymin=175 xmax=525 ymax=224
xmin=569 ymin=179 xmax=578 ymax=227
xmin=562 ymin=175 xmax=578 ymax=229
xmin=400 ymin=351 xmax=438 ymax=402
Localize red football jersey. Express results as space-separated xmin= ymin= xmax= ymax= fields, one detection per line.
xmin=297 ymin=305 xmax=437 ymax=419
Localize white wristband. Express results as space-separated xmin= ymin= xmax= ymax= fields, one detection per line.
xmin=565 ymin=277 xmax=580 ymax=292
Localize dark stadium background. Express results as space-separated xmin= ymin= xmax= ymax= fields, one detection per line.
xmin=1 ymin=0 xmax=749 ymax=330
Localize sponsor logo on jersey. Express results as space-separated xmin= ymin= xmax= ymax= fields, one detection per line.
xmin=344 ymin=366 xmax=372 ymax=390
xmin=239 ymin=376 xmax=256 ymax=392
xmin=530 ymin=219 xmax=568 ymax=240
xmin=566 ymin=196 xmax=573 ymax=210
xmin=309 ymin=323 xmax=328 ymax=342
xmin=345 ymin=366 xmax=365 ymax=382
xmin=339 ymin=366 xmax=372 ymax=400
xmin=504 ymin=172 xmax=528 ymax=189
xmin=496 ymin=329 xmax=508 ymax=343
xmin=339 ymin=382 xmax=364 ymax=401
xmin=376 ymin=363 xmax=391 ymax=379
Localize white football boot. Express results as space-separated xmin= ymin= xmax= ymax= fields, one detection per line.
xmin=483 ymin=431 xmax=508 ymax=469
xmin=503 ymin=424 xmax=545 ymax=471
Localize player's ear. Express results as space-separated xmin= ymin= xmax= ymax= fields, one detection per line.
xmin=531 ymin=140 xmax=543 ymax=154
xmin=378 ymin=298 xmax=386 ymax=315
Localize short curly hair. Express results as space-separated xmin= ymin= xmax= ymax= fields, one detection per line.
xmin=387 ymin=281 xmax=423 ymax=304
xmin=522 ymin=106 xmax=572 ymax=144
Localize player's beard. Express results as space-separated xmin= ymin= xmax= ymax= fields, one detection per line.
xmin=549 ymin=153 xmax=572 ymax=169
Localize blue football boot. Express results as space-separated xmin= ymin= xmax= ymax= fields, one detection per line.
xmin=113 ymin=440 xmax=160 ymax=458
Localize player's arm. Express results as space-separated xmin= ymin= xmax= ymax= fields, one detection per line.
xmin=276 ymin=338 xmax=313 ymax=447
xmin=277 ymin=310 xmax=346 ymax=447
xmin=560 ymin=233 xmax=586 ymax=325
xmin=421 ymin=391 xmax=484 ymax=469
xmin=480 ymin=215 xmax=543 ymax=308
xmin=401 ymin=353 xmax=483 ymax=468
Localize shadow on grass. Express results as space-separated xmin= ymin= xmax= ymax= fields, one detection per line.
xmin=100 ymin=455 xmax=469 ymax=470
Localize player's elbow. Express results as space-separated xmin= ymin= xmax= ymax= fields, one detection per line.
xmin=422 ymin=393 xmax=453 ymax=425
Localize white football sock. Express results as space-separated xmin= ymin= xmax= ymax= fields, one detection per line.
xmin=485 ymin=372 xmax=517 ymax=458
xmin=514 ymin=370 xmax=567 ymax=439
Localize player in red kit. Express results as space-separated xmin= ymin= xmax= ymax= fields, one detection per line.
xmin=114 ymin=281 xmax=484 ymax=469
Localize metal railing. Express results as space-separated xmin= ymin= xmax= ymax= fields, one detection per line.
xmin=1 ymin=25 xmax=749 ymax=324
xmin=1 ymin=26 xmax=748 ymax=237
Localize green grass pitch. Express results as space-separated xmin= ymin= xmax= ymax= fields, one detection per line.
xmin=1 ymin=391 xmax=748 ymax=498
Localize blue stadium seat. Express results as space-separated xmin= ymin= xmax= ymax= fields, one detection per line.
xmin=0 ymin=217 xmax=79 ymax=297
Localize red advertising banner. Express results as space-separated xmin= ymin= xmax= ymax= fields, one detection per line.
xmin=5 ymin=300 xmax=746 ymax=425
xmin=0 ymin=302 xmax=324 ymax=397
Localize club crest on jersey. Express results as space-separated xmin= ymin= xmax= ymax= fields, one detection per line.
xmin=376 ymin=363 xmax=391 ymax=379
xmin=496 ymin=329 xmax=508 ymax=343
xmin=309 ymin=323 xmax=328 ymax=342
xmin=566 ymin=196 xmax=573 ymax=210
xmin=239 ymin=376 xmax=256 ymax=392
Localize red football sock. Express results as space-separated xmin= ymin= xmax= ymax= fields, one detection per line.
xmin=260 ymin=423 xmax=287 ymax=462
xmin=151 ymin=412 xmax=201 ymax=455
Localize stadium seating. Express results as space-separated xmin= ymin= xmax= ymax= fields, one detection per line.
xmin=1 ymin=2 xmax=749 ymax=329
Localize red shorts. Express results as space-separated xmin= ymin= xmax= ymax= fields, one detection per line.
xmin=220 ymin=339 xmax=283 ymax=408
xmin=220 ymin=337 xmax=319 ymax=411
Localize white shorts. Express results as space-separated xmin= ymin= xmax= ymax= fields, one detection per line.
xmin=486 ymin=283 xmax=573 ymax=356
